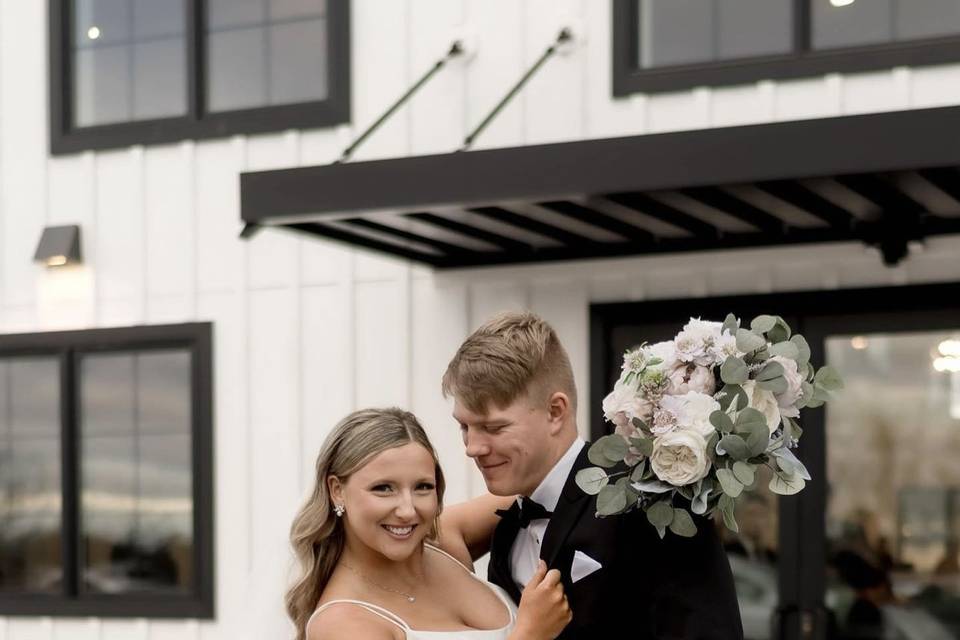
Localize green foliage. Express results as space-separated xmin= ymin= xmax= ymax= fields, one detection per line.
xmin=720 ymin=356 xmax=748 ymax=385
xmin=575 ymin=467 xmax=610 ymax=496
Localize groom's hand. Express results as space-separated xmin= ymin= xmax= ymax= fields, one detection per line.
xmin=513 ymin=560 xmax=572 ymax=640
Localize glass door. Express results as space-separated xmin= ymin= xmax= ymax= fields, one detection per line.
xmin=805 ymin=312 xmax=960 ymax=640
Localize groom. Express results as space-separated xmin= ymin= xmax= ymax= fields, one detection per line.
xmin=443 ymin=312 xmax=743 ymax=639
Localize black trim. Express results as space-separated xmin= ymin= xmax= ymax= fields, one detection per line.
xmin=0 ymin=323 xmax=215 ymax=619
xmin=613 ymin=0 xmax=960 ymax=96
xmin=241 ymin=106 xmax=960 ymax=269
xmin=590 ymin=280 xmax=960 ymax=639
xmin=49 ymin=0 xmax=351 ymax=155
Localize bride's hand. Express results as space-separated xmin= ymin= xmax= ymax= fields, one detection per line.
xmin=511 ymin=560 xmax=572 ymax=640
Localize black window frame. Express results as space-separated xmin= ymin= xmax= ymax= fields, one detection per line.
xmin=0 ymin=323 xmax=214 ymax=619
xmin=49 ymin=0 xmax=351 ymax=155
xmin=613 ymin=0 xmax=960 ymax=96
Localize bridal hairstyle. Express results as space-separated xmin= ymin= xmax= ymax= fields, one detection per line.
xmin=286 ymin=408 xmax=446 ymax=640
xmin=442 ymin=311 xmax=577 ymax=414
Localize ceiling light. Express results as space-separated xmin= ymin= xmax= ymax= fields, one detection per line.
xmin=933 ymin=357 xmax=960 ymax=373
xmin=830 ymin=0 xmax=856 ymax=7
xmin=850 ymin=336 xmax=869 ymax=350
xmin=87 ymin=26 xmax=101 ymax=40
xmin=938 ymin=339 xmax=960 ymax=358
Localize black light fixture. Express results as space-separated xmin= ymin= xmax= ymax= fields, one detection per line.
xmin=34 ymin=224 xmax=82 ymax=267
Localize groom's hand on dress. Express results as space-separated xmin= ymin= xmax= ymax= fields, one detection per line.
xmin=512 ymin=560 xmax=572 ymax=640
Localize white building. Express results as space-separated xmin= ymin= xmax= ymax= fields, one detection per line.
xmin=1 ymin=1 xmax=960 ymax=638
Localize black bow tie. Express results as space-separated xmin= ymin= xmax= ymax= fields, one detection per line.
xmin=496 ymin=497 xmax=553 ymax=528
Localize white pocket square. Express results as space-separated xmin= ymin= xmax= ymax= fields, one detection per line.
xmin=571 ymin=550 xmax=602 ymax=583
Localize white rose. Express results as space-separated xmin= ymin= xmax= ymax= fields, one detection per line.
xmin=742 ymin=380 xmax=781 ymax=434
xmin=654 ymin=391 xmax=718 ymax=438
xmin=674 ymin=319 xmax=722 ymax=367
xmin=650 ymin=428 xmax=712 ymax=487
xmin=712 ymin=330 xmax=743 ymax=366
xmin=769 ymin=356 xmax=804 ymax=418
xmin=603 ymin=380 xmax=654 ymax=430
xmin=644 ymin=341 xmax=679 ymax=371
xmin=665 ymin=363 xmax=716 ymax=396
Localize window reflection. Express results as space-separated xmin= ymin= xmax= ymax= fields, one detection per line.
xmin=826 ymin=332 xmax=960 ymax=639
xmin=0 ymin=358 xmax=62 ymax=593
xmin=80 ymin=350 xmax=193 ymax=594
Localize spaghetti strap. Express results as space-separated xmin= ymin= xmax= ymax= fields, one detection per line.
xmin=308 ymin=599 xmax=411 ymax=631
xmin=423 ymin=543 xmax=472 ymax=572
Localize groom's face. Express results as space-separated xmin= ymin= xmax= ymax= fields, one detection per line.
xmin=454 ymin=394 xmax=553 ymax=497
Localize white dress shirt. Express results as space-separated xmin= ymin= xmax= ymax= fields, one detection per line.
xmin=509 ymin=437 xmax=585 ymax=591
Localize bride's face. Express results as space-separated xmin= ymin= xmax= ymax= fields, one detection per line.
xmin=333 ymin=443 xmax=439 ymax=561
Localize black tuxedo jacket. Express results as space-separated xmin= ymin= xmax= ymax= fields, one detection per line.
xmin=488 ymin=443 xmax=744 ymax=639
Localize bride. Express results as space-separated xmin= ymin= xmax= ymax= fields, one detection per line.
xmin=286 ymin=407 xmax=572 ymax=640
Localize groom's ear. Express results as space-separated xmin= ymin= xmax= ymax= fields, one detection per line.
xmin=546 ymin=391 xmax=571 ymax=435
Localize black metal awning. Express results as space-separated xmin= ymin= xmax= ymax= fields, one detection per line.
xmin=240 ymin=106 xmax=960 ymax=267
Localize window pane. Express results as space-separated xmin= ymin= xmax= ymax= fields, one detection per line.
xmin=825 ymin=332 xmax=960 ymax=638
xmin=80 ymin=350 xmax=193 ymax=594
xmin=71 ymin=0 xmax=187 ymax=127
xmin=0 ymin=358 xmax=62 ymax=594
xmin=270 ymin=19 xmax=328 ymax=105
xmin=812 ymin=0 xmax=960 ymax=50
xmin=638 ymin=0 xmax=792 ymax=69
xmin=207 ymin=0 xmax=328 ymax=112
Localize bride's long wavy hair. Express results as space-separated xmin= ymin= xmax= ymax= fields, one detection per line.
xmin=286 ymin=408 xmax=446 ymax=640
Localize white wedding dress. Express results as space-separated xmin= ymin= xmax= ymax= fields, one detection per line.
xmin=308 ymin=544 xmax=517 ymax=639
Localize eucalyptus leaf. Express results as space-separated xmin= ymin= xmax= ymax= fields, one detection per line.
xmin=735 ymin=407 xmax=767 ymax=432
xmin=772 ymin=447 xmax=811 ymax=480
xmin=691 ymin=486 xmax=713 ymax=515
xmin=646 ymin=501 xmax=675 ymax=528
xmin=706 ymin=431 xmax=720 ymax=460
xmin=654 ymin=525 xmax=667 ymax=539
xmin=597 ymin=483 xmax=628 ymax=515
xmin=717 ymin=468 xmax=744 ymax=498
xmin=746 ymin=425 xmax=770 ymax=458
xmin=632 ymin=479 xmax=674 ymax=494
xmin=587 ymin=441 xmax=619 ymax=468
xmin=721 ymin=357 xmax=748 ymax=385
xmin=718 ymin=494 xmax=739 ymax=533
xmin=575 ymin=467 xmax=610 ymax=496
xmin=768 ymin=341 xmax=800 ymax=361
xmin=798 ymin=381 xmax=814 ymax=408
xmin=769 ymin=472 xmax=806 ymax=496
xmin=718 ymin=383 xmax=748 ymax=412
xmin=669 ymin=508 xmax=698 ymax=537
xmin=757 ymin=375 xmax=788 ymax=394
xmin=718 ymin=434 xmax=750 ymax=461
xmin=722 ymin=313 xmax=740 ymax=336
xmin=791 ymin=335 xmax=811 ymax=366
xmin=710 ymin=409 xmax=734 ymax=434
xmin=736 ymin=328 xmax=767 ymax=353
xmin=632 ymin=417 xmax=652 ymax=436
xmin=750 ymin=315 xmax=777 ymax=333
xmin=815 ymin=365 xmax=845 ymax=391
xmin=756 ymin=361 xmax=785 ymax=381
xmin=630 ymin=459 xmax=648 ymax=482
xmin=630 ymin=435 xmax=654 ymax=458
xmin=732 ymin=461 xmax=756 ymax=486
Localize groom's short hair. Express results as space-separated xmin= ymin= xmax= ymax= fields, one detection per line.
xmin=442 ymin=311 xmax=577 ymax=415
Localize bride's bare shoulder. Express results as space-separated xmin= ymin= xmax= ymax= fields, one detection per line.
xmin=305 ymin=602 xmax=403 ymax=640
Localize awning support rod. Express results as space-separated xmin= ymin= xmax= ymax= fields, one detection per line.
xmin=337 ymin=40 xmax=465 ymax=164
xmin=460 ymin=28 xmax=572 ymax=152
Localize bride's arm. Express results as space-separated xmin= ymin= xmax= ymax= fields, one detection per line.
xmin=437 ymin=493 xmax=516 ymax=566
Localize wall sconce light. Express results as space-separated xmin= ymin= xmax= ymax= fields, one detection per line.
xmin=34 ymin=225 xmax=82 ymax=267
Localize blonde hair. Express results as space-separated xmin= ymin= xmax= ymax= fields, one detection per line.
xmin=442 ymin=311 xmax=577 ymax=414
xmin=285 ymin=408 xmax=446 ymax=640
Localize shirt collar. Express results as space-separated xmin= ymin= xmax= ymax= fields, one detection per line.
xmin=524 ymin=437 xmax=586 ymax=512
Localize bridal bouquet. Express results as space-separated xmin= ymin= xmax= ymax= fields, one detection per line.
xmin=576 ymin=314 xmax=843 ymax=538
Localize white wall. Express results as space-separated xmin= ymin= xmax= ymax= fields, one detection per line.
xmin=2 ymin=0 xmax=960 ymax=638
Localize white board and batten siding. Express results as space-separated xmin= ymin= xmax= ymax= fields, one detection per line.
xmin=2 ymin=0 xmax=960 ymax=638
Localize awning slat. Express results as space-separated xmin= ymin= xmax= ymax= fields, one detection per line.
xmin=537 ymin=200 xmax=656 ymax=244
xmin=680 ymin=187 xmax=786 ymax=236
xmin=606 ymin=192 xmax=719 ymax=239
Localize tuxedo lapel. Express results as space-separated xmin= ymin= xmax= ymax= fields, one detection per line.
xmin=540 ymin=443 xmax=593 ymax=569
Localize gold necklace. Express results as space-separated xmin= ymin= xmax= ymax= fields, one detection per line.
xmin=341 ymin=562 xmax=423 ymax=603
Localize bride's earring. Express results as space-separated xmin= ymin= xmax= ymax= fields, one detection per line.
xmin=334 ymin=504 xmax=345 ymax=517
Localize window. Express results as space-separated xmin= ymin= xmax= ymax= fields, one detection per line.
xmin=613 ymin=0 xmax=960 ymax=96
xmin=0 ymin=324 xmax=213 ymax=618
xmin=51 ymin=0 xmax=350 ymax=154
